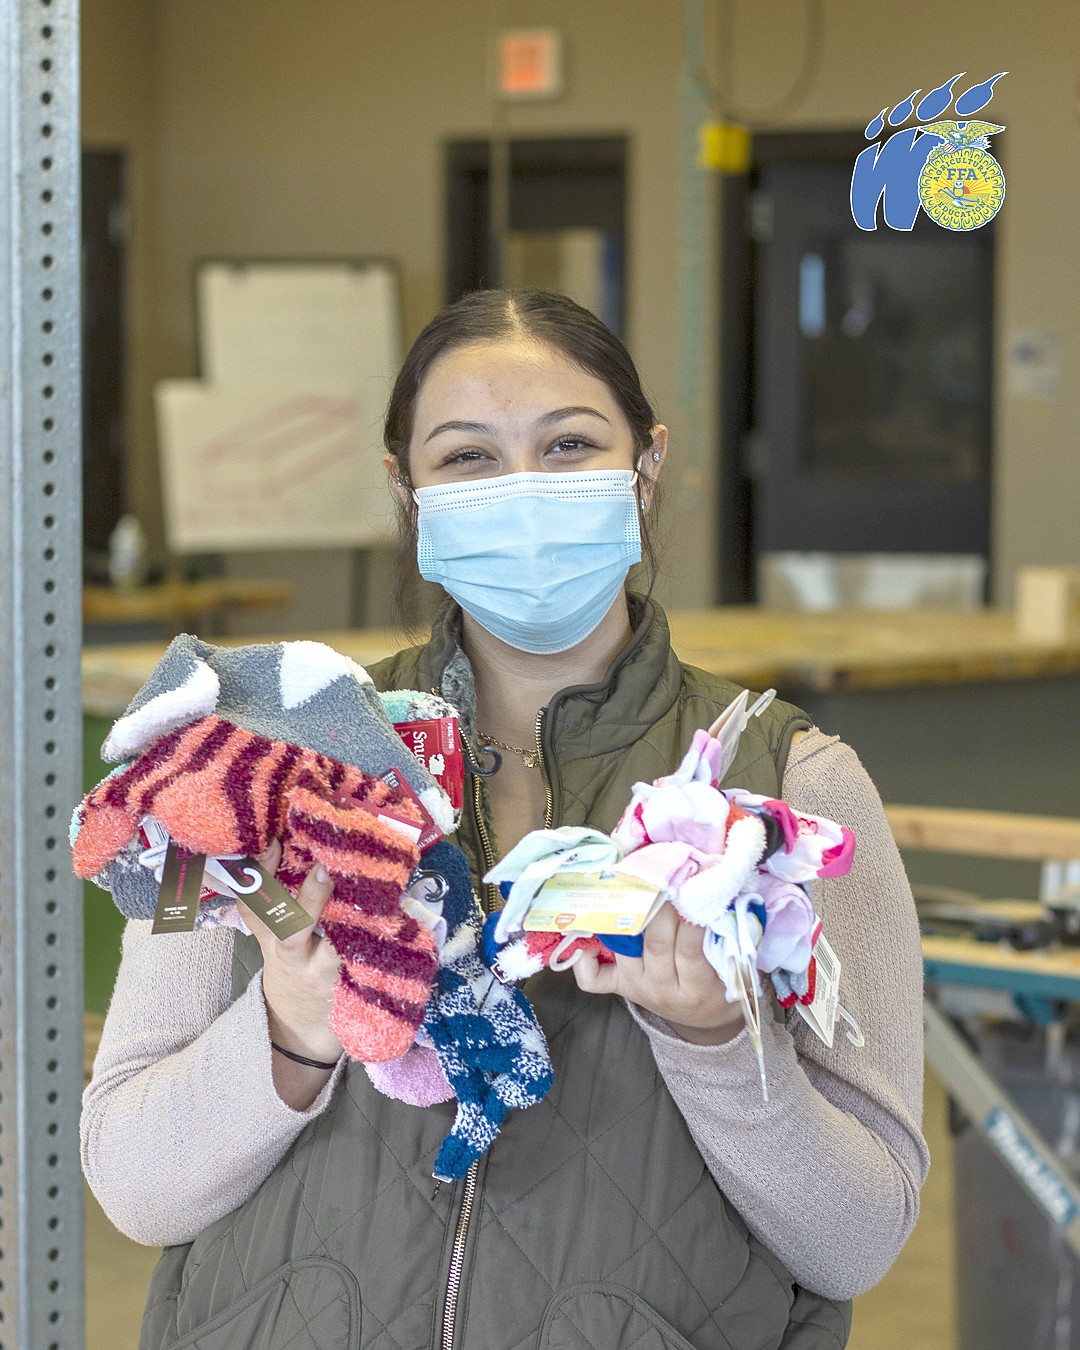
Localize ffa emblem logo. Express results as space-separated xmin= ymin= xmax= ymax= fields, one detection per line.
xmin=851 ymin=72 xmax=1006 ymax=232
xmin=916 ymin=121 xmax=1005 ymax=230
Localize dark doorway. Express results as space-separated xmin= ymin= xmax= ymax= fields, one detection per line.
xmin=445 ymin=137 xmax=627 ymax=335
xmin=81 ymin=148 xmax=128 ymax=566
xmin=718 ymin=132 xmax=995 ymax=604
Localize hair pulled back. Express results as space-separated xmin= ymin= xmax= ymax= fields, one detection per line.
xmin=384 ymin=288 xmax=658 ymax=479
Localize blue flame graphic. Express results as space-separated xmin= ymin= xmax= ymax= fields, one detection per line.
xmin=915 ymin=73 xmax=964 ymax=121
xmin=888 ymin=90 xmax=921 ymax=126
xmin=864 ymin=108 xmax=887 ymax=139
xmin=955 ymin=72 xmax=1007 ymax=116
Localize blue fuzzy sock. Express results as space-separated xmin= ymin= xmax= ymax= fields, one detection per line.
xmin=418 ymin=841 xmax=553 ymax=1182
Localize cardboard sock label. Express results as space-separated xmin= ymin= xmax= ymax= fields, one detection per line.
xmin=218 ymin=857 xmax=315 ymax=939
xmin=379 ymin=767 xmax=443 ymax=850
xmin=152 ymin=841 xmax=208 ymax=934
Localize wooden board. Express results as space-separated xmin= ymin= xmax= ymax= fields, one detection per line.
xmin=887 ymin=804 xmax=1080 ymax=863
xmin=923 ymin=933 xmax=1080 ymax=981
xmin=81 ymin=605 xmax=1080 ymax=715
xmin=83 ymin=579 xmax=294 ymax=626
xmin=667 ymin=607 xmax=1080 ymax=692
xmin=923 ymin=932 xmax=1080 ymax=1002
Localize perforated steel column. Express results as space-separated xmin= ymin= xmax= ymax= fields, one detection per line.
xmin=0 ymin=1 xmax=86 ymax=1347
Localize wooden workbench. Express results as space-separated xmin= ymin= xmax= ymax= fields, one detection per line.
xmin=665 ymin=607 xmax=1080 ymax=693
xmin=80 ymin=605 xmax=1080 ymax=716
xmin=83 ymin=578 xmax=294 ymax=629
xmin=922 ymin=934 xmax=1080 ymax=1003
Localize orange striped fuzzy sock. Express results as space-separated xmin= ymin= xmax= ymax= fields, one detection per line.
xmin=286 ymin=784 xmax=438 ymax=1062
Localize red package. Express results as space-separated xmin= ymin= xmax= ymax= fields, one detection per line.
xmin=378 ymin=767 xmax=444 ymax=851
xmin=393 ymin=716 xmax=465 ymax=812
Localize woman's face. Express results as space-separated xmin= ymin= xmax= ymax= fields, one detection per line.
xmin=402 ymin=337 xmax=653 ymax=490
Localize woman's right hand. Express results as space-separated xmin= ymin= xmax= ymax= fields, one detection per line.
xmin=236 ymin=839 xmax=344 ymax=1077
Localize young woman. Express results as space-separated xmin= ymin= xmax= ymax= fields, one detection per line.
xmin=83 ymin=290 xmax=928 ymax=1350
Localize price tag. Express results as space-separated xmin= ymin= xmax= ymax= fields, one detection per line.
xmin=797 ymin=933 xmax=841 ymax=1047
xmin=524 ymin=869 xmax=664 ymax=937
xmin=152 ymin=840 xmax=208 ymax=934
xmin=217 ymin=857 xmax=315 ymax=939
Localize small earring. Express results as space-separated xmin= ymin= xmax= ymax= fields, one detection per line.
xmin=651 ymin=452 xmax=661 ymax=462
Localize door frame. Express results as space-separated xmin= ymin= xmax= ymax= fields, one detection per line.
xmin=718 ymin=126 xmax=998 ymax=605
xmin=717 ymin=132 xmax=867 ymax=602
xmin=444 ymin=135 xmax=628 ymax=332
xmin=81 ymin=146 xmax=129 ymax=562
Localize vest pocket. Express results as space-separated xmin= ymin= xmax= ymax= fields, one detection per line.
xmin=160 ymin=1257 xmax=360 ymax=1350
xmin=539 ymin=1281 xmax=732 ymax=1350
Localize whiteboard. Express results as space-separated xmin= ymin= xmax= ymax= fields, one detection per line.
xmin=155 ymin=381 xmax=396 ymax=553
xmin=196 ymin=259 xmax=402 ymax=389
xmin=157 ymin=258 xmax=403 ymax=553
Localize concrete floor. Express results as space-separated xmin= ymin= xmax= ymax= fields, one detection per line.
xmin=84 ymin=1019 xmax=957 ymax=1350
xmin=848 ymin=1068 xmax=956 ymax=1350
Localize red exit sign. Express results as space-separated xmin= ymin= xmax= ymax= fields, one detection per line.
xmin=498 ymin=29 xmax=564 ymax=100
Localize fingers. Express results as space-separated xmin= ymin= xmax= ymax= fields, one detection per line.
xmin=641 ymin=903 xmax=680 ymax=985
xmin=258 ymin=837 xmax=283 ymax=872
xmin=671 ymin=910 xmax=721 ymax=991
xmin=294 ymin=860 xmax=335 ymax=923
xmin=236 ymin=844 xmax=335 ymax=967
xmin=572 ymin=949 xmax=621 ymax=995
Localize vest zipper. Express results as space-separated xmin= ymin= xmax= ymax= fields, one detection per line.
xmin=535 ymin=707 xmax=554 ymax=828
xmin=441 ymin=1159 xmax=478 ymax=1350
xmin=439 ymin=734 xmax=495 ymax=1350
xmin=440 ymin=711 xmax=552 ymax=1349
xmin=467 ymin=736 xmax=500 ymax=913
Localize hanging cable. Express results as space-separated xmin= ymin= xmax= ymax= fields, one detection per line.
xmin=487 ymin=0 xmax=511 ymax=287
xmin=697 ymin=0 xmax=825 ymax=124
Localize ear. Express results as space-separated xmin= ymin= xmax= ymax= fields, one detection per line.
xmin=637 ymin=425 xmax=668 ymax=512
xmin=384 ymin=454 xmax=411 ymax=510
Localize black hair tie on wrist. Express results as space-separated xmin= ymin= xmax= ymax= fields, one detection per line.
xmin=270 ymin=1040 xmax=339 ymax=1071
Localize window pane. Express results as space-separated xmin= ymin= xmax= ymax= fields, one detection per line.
xmin=801 ymin=236 xmax=990 ymax=483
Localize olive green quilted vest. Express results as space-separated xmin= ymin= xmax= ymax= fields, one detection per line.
xmin=138 ymin=599 xmax=851 ymax=1350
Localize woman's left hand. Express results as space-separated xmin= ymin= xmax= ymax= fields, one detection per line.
xmin=571 ymin=902 xmax=746 ymax=1045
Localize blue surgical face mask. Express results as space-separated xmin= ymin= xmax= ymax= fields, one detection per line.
xmin=414 ymin=469 xmax=642 ymax=655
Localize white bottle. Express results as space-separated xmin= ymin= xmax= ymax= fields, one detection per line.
xmin=108 ymin=514 xmax=147 ymax=590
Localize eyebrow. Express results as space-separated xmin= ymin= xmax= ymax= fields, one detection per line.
xmin=423 ymin=405 xmax=611 ymax=444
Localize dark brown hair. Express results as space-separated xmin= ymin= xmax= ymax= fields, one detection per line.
xmin=384 ymin=289 xmax=664 ymax=616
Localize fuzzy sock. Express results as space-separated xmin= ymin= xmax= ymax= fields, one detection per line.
xmin=393 ymin=841 xmax=553 ymax=1182
xmin=488 ymin=929 xmax=615 ymax=981
xmin=285 ymin=782 xmax=437 ymax=1062
xmin=74 ymin=716 xmax=440 ymax=1060
xmin=377 ymin=688 xmax=456 ymax=726
xmin=364 ymin=1044 xmax=455 ymax=1107
xmin=74 ymin=717 xmax=428 ymax=891
xmin=99 ymin=636 xmax=455 ymax=838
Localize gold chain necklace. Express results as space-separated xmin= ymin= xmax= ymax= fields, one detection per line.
xmin=476 ymin=731 xmax=541 ymax=770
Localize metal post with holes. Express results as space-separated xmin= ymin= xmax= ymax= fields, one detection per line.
xmin=0 ymin=1 xmax=86 ymax=1347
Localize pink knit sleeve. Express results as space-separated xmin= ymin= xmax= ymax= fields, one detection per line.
xmin=629 ymin=727 xmax=929 ymax=1300
xmin=80 ymin=920 xmax=346 ymax=1246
